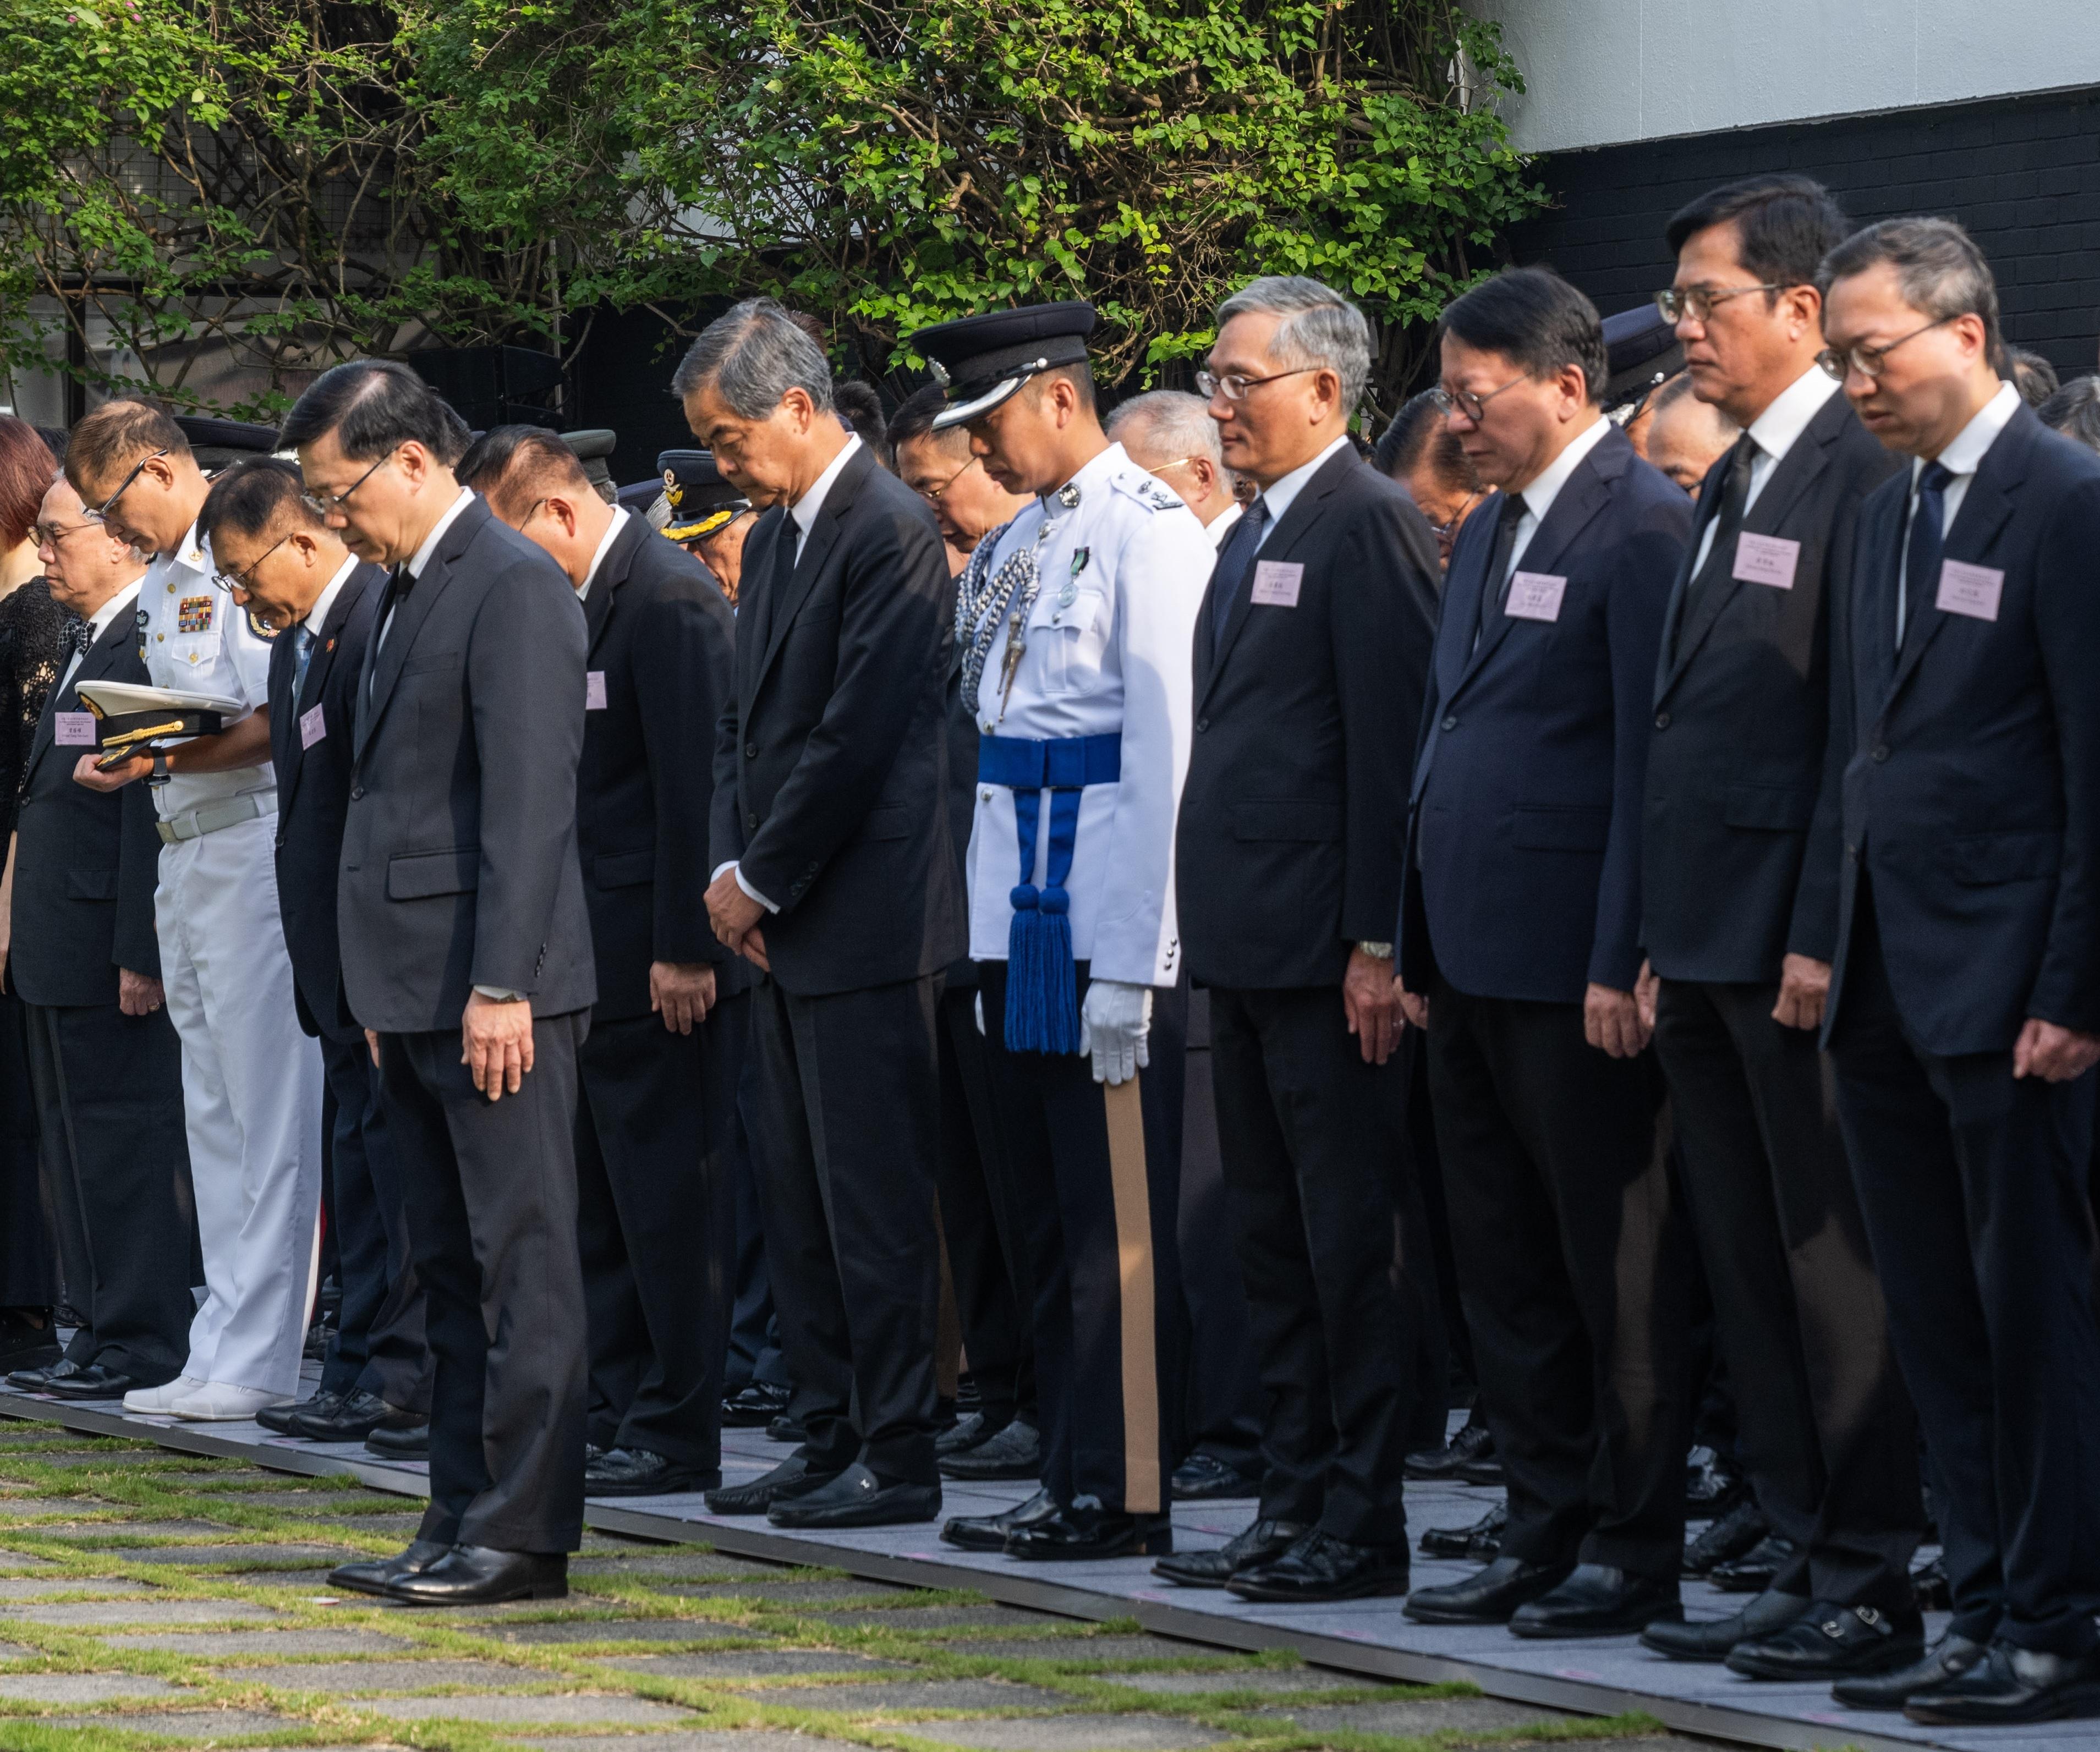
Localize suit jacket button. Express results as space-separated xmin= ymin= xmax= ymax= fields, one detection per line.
xmin=1872 ymin=744 xmax=1890 ymax=762
xmin=745 ymin=742 xmax=757 ymax=759
xmin=1654 ymin=711 xmax=1670 ymax=730
xmin=746 ymin=811 xmax=758 ymax=830
xmin=1441 ymin=715 xmax=1458 ymax=732
xmin=350 ymin=785 xmax=365 ymax=800
xmin=1195 ymin=717 xmax=1209 ymax=732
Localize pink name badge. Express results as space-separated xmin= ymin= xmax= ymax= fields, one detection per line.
xmin=1733 ymin=530 xmax=1800 ymax=590
xmin=1505 ymin=570 xmax=1567 ymax=622
xmin=1937 ymin=558 xmax=2004 ymax=622
xmin=586 ymin=670 xmax=608 ymax=710
xmin=1250 ymin=561 xmax=1303 ymax=607
xmin=54 ymin=711 xmax=96 ymax=747
xmin=299 ymin=703 xmax=326 ymax=749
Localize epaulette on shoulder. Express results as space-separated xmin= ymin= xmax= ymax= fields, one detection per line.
xmin=1110 ymin=470 xmax=1185 ymax=514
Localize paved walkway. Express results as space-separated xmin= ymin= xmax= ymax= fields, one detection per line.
xmin=0 ymin=1418 xmax=1728 ymax=1752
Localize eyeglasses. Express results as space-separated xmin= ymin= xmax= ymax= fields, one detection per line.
xmin=1654 ymin=283 xmax=1785 ymax=325
xmin=913 ymin=455 xmax=980 ymax=504
xmin=87 ymin=448 xmax=169 ymax=525
xmin=31 ymin=519 xmax=97 ymax=549
xmin=1817 ymin=314 xmax=1960 ymax=382
xmin=1429 ymin=490 xmax=1482 ymax=541
xmin=1196 ymin=366 xmax=1318 ymax=403
xmin=211 ymin=530 xmax=292 ymax=594
xmin=1142 ymin=456 xmax=1204 ymax=477
xmin=300 ymin=450 xmax=394 ymax=516
xmin=1430 ymin=374 xmax=1529 ymax=425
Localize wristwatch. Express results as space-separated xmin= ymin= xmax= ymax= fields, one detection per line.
xmin=1356 ymin=940 xmax=1394 ymax=960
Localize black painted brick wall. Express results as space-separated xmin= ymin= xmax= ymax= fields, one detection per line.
xmin=1509 ymin=85 xmax=2100 ymax=376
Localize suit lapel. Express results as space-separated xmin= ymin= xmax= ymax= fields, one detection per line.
xmin=279 ymin=565 xmax=372 ymax=820
xmin=754 ymin=445 xmax=872 ymax=695
xmin=355 ymin=502 xmax=484 ymax=759
xmin=29 ymin=613 xmax=129 ymax=786
xmin=1435 ymin=498 xmax=1496 ymax=704
xmin=585 ymin=515 xmax=646 ymax=657
xmin=1654 ymin=453 xmax=1732 ymax=705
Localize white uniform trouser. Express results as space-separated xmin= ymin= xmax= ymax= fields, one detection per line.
xmin=156 ymin=811 xmax=323 ymax=1394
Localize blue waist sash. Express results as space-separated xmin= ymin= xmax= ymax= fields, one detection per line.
xmin=978 ymin=732 xmax=1121 ymax=1053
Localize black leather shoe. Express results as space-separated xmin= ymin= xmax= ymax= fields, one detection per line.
xmin=41 ymin=1362 xmax=147 ymax=1400
xmin=7 ymin=1356 xmax=77 ymax=1391
xmin=1405 ymin=1408 xmax=1494 ymax=1480
xmin=1421 ymin=1503 xmax=1506 ymax=1561
xmin=942 ymin=1487 xmax=1060 ymax=1551
xmin=1456 ymin=1453 xmax=1506 ymax=1486
xmin=328 ymin=1538 xmax=450 ymax=1598
xmin=1832 ymin=1632 xmax=1988 ymax=1709
xmin=1170 ymin=1451 xmax=1259 ymax=1501
xmin=259 ymin=1389 xmax=342 ymax=1436
xmin=1709 ymin=1533 xmax=1798 ymax=1592
xmin=1405 ymin=1556 xmax=1573 ymax=1624
xmin=705 ymin=1455 xmax=837 ymax=1517
xmin=1683 ymin=1498 xmax=1767 ymax=1575
xmin=1728 ymin=1601 xmax=1925 ymax=1680
xmin=1154 ymin=1518 xmax=1306 ymax=1588
xmin=1642 ymin=1588 xmax=1811 ymax=1661
xmin=767 ymin=1462 xmax=940 ymax=1529
xmin=939 ymin=1419 xmax=1041 ymax=1481
xmin=1685 ymin=1443 xmax=1747 ymax=1514
xmin=767 ymin=1411 xmax=807 ymax=1443
xmin=365 ymin=1418 xmax=430 ymax=1458
xmin=585 ymin=1447 xmax=722 ymax=1498
xmin=1904 ymin=1640 xmax=2100 ymax=1725
xmin=936 ymin=1410 xmax=995 ymax=1456
xmin=292 ymin=1389 xmax=405 ymax=1443
xmin=386 ymin=1545 xmax=568 ymax=1606
xmin=1510 ymin=1564 xmax=1681 ymax=1639
xmin=721 ymin=1380 xmax=791 ymax=1426
xmin=1910 ymin=1551 xmax=1951 ymax=1611
xmin=0 ymin=1311 xmax=62 ymax=1374
xmin=1005 ymin=1502 xmax=1172 ymax=1561
xmin=1228 ymin=1529 xmax=1410 ymax=1603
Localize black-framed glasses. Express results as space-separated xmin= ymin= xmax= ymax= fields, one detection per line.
xmin=1430 ymin=374 xmax=1529 ymax=425
xmin=300 ymin=450 xmax=394 ymax=516
xmin=1817 ymin=314 xmax=1960 ymax=382
xmin=913 ymin=455 xmax=980 ymax=505
xmin=211 ymin=530 xmax=292 ymax=594
xmin=31 ymin=519 xmax=97 ymax=549
xmin=1655 ymin=283 xmax=1785 ymax=324
xmin=87 ymin=448 xmax=169 ymax=525
xmin=1196 ymin=365 xmax=1318 ymax=403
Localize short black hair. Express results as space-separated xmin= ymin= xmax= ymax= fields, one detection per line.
xmin=889 ymin=384 xmax=963 ymax=454
xmin=1374 ymin=389 xmax=1476 ymax=495
xmin=2038 ymin=374 xmax=2100 ymax=451
xmin=834 ymin=380 xmax=892 ymax=468
xmin=198 ymin=457 xmax=326 ymax=546
xmin=1665 ymin=175 xmax=1851 ymax=289
xmin=279 ymin=359 xmax=463 ymax=463
xmin=1440 ymin=268 xmax=1609 ymax=405
xmin=1028 ymin=360 xmax=1098 ymax=413
xmin=456 ymin=424 xmax=592 ymax=512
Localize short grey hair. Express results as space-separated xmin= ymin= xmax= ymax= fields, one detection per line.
xmin=1107 ymin=390 xmax=1222 ymax=467
xmin=1215 ymin=275 xmax=1373 ymax=413
xmin=671 ymin=296 xmax=836 ymax=417
xmin=1817 ymin=217 xmax=2002 ymax=354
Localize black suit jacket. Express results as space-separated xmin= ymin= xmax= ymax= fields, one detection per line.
xmin=11 ymin=605 xmax=162 ymax=1007
xmin=1401 ymin=424 xmax=1690 ymax=1003
xmin=339 ymin=496 xmax=596 ymax=1031
xmin=579 ymin=514 xmax=746 ymax=1020
xmin=1177 ymin=447 xmax=1440 ymax=988
xmin=709 ymin=443 xmax=965 ymax=997
xmin=1822 ymin=403 xmax=2100 ymax=1056
xmin=1641 ymin=391 xmax=1903 ymax=983
xmin=268 ymin=559 xmax=387 ymax=1042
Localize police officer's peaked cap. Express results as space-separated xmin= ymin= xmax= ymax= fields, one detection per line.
xmin=559 ymin=427 xmax=618 ymax=495
xmin=1601 ymin=304 xmax=1684 ymax=411
xmin=908 ymin=302 xmax=1098 ymax=430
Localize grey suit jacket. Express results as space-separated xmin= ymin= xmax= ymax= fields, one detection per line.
xmin=338 ymin=496 xmax=596 ymax=1031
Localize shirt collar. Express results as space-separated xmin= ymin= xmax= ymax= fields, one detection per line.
xmin=1515 ymin=414 xmax=1609 ymax=524
xmin=405 ymin=486 xmax=477 ymax=579
xmin=1746 ymin=365 xmax=1842 ymax=466
xmin=1920 ymin=379 xmax=2021 ymax=483
xmin=575 ymin=504 xmax=631 ymax=602
xmin=1207 ymin=498 xmax=1244 ymax=548
xmin=1040 ymin=441 xmax=1126 ymax=515
xmin=165 ymin=520 xmax=209 ymax=573
xmin=87 ymin=577 xmax=142 ymax=645
xmin=300 ymin=552 xmax=361 ymax=635
xmin=1258 ymin=433 xmax=1353 ymax=528
xmin=790 ymin=433 xmax=862 ymax=538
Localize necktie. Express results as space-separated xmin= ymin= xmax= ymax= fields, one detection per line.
xmin=1473 ymin=491 xmax=1530 ymax=649
xmin=57 ymin=617 xmax=91 ymax=662
xmin=1209 ymin=496 xmax=1270 ymax=662
xmin=1679 ymin=434 xmax=1758 ymax=646
xmin=292 ymin=624 xmax=317 ymax=705
xmin=1899 ymin=462 xmax=1954 ymax=649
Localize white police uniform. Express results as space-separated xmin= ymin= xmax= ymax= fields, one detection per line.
xmin=141 ymin=523 xmax=322 ymax=1402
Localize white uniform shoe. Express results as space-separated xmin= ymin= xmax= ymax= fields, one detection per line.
xmin=167 ymin=1382 xmax=294 ymax=1423
xmin=123 ymin=1376 xmax=204 ymax=1414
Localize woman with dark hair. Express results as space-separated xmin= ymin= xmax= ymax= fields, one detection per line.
xmin=0 ymin=415 xmax=72 ymax=1370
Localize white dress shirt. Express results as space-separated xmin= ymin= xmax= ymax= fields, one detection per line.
xmin=300 ymin=553 xmax=359 ymax=644
xmin=60 ymin=578 xmax=142 ymax=692
xmin=375 ymin=485 xmax=477 ymax=657
xmin=1691 ymin=365 xmax=1842 ymax=574
xmin=1896 ymin=379 xmax=2020 ymax=646
xmin=1507 ymin=415 xmax=1611 ymax=579
xmin=1205 ymin=498 xmax=1244 ymax=549
xmin=1254 ymin=433 xmax=1354 ymax=532
xmin=573 ymin=505 xmax=631 ymax=603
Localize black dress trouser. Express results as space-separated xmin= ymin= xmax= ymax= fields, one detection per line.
xmin=1829 ymin=884 xmax=2100 ymax=1656
xmin=575 ymin=1002 xmax=733 ymax=1470
xmin=723 ymin=991 xmax=790 ymax=1394
xmin=747 ymin=974 xmax=944 ymax=1485
xmin=1653 ymin=976 xmax=1921 ymax=1611
xmin=0 ymin=991 xmax=56 ymax=1308
xmin=1426 ymin=976 xmax=1692 ymax=1579
xmin=380 ymin=1013 xmax=588 ymax=1553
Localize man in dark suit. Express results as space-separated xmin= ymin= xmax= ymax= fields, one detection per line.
xmin=1398 ymin=268 xmax=1696 ymax=1638
xmin=283 ymin=359 xmax=595 ymax=1607
xmin=1634 ymin=177 xmax=1923 ymax=1677
xmin=1161 ymin=276 xmax=1439 ymax=1604
xmin=197 ymin=459 xmax=431 ymax=1448
xmin=459 ymin=425 xmax=743 ymax=1499
xmin=3 ymin=474 xmax=193 ymax=1402
xmin=1813 ymin=218 xmax=2100 ymax=1726
xmin=684 ymin=299 xmax=964 ymax=1529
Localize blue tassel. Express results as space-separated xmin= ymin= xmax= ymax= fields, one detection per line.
xmin=1006 ymin=882 xmax=1081 ymax=1054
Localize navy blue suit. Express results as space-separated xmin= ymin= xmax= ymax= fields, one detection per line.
xmin=1399 ymin=421 xmax=1697 ymax=1579
xmin=1822 ymin=402 xmax=2100 ymax=1656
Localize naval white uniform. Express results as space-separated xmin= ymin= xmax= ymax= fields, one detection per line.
xmin=141 ymin=523 xmax=322 ymax=1398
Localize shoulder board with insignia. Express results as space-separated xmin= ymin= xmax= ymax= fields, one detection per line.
xmin=245 ymin=607 xmax=281 ymax=640
xmin=1111 ymin=471 xmax=1184 ymax=513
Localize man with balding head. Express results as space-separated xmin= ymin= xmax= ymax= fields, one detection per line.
xmin=1109 ymin=390 xmax=1242 ymax=542
xmin=1643 ymin=373 xmax=1741 ymax=498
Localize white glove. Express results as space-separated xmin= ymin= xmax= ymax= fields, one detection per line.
xmin=1079 ymin=980 xmax=1152 ymax=1086
xmin=974 ymin=990 xmax=985 ymax=1036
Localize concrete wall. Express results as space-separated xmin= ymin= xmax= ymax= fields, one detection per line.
xmin=1469 ymin=1 xmax=2100 ymax=151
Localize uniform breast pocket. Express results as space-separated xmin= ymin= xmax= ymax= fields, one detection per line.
xmin=168 ymin=629 xmax=222 ymax=674
xmin=1040 ymin=590 xmax=1109 ymax=696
